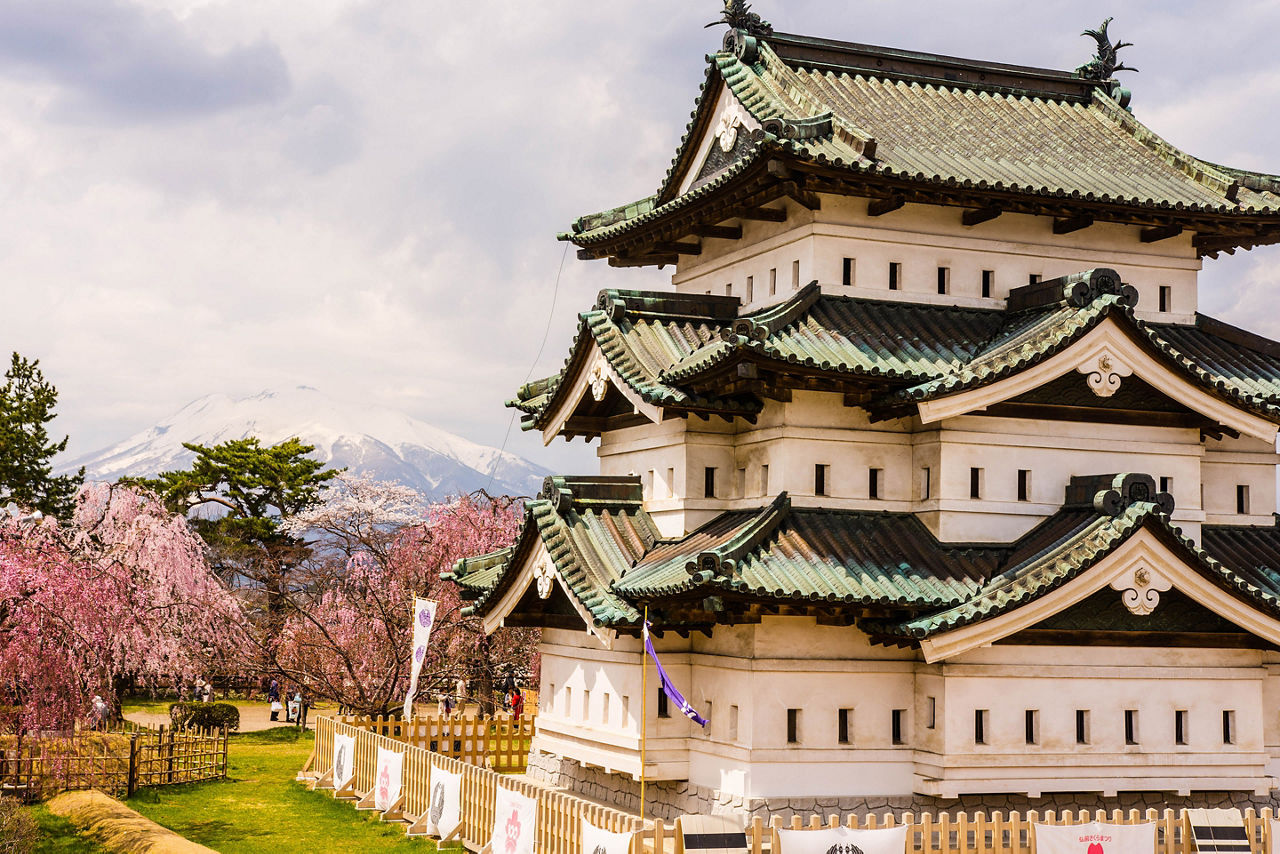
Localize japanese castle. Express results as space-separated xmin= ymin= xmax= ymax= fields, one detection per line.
xmin=450 ymin=7 xmax=1280 ymax=817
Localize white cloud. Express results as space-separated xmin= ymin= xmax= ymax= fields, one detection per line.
xmin=0 ymin=0 xmax=1278 ymax=478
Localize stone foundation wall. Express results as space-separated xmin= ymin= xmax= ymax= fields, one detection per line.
xmin=525 ymin=749 xmax=1280 ymax=822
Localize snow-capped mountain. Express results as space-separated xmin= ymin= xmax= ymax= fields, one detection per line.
xmin=60 ymin=387 xmax=550 ymax=499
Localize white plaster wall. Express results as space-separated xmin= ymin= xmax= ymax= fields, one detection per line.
xmin=534 ymin=620 xmax=1280 ymax=800
xmin=598 ymin=393 xmax=1222 ymax=543
xmin=1202 ymin=435 xmax=1280 ymax=525
xmin=673 ymin=197 xmax=1200 ymax=322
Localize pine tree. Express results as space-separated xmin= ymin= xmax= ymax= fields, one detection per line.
xmin=135 ymin=437 xmax=339 ymax=638
xmin=0 ymin=352 xmax=83 ymax=520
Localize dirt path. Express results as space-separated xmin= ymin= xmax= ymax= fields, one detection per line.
xmin=125 ymin=701 xmax=328 ymax=732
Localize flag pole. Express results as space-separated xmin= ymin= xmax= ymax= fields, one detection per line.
xmin=640 ymin=605 xmax=648 ymax=821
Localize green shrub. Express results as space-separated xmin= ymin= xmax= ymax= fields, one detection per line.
xmin=168 ymin=702 xmax=240 ymax=732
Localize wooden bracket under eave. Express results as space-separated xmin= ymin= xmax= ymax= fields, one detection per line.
xmin=1053 ymin=213 xmax=1095 ymax=235
xmin=868 ymin=195 xmax=905 ymax=217
xmin=961 ymin=206 xmax=1002 ymax=227
xmin=1140 ymin=224 xmax=1183 ymax=243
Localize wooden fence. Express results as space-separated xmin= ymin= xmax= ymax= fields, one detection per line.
xmin=305 ymin=715 xmax=643 ymax=853
xmin=332 ymin=712 xmax=535 ymax=772
xmin=305 ymin=715 xmax=1280 ymax=854
xmin=0 ymin=725 xmax=228 ymax=800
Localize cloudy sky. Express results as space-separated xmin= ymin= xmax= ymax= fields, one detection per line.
xmin=3 ymin=0 xmax=1280 ymax=476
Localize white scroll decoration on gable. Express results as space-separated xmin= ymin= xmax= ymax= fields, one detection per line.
xmin=1077 ymin=350 xmax=1133 ymax=398
xmin=715 ymin=102 xmax=747 ymax=153
xmin=533 ymin=558 xmax=555 ymax=600
xmin=588 ymin=358 xmax=609 ymax=402
xmin=1109 ymin=564 xmax=1171 ymax=615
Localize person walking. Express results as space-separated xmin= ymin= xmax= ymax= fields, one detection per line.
xmin=268 ymin=678 xmax=282 ymax=722
xmin=202 ymin=679 xmax=213 ymax=704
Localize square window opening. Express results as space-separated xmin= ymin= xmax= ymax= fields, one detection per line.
xmin=843 ymin=258 xmax=856 ymax=287
xmin=746 ymin=276 xmax=754 ymax=303
xmin=1237 ymin=484 xmax=1251 ymax=515
xmin=760 ymin=464 xmax=770 ymax=496
xmin=724 ymin=283 xmax=732 ymax=297
xmin=869 ymin=467 xmax=883 ymax=500
xmin=921 ymin=466 xmax=932 ymax=500
xmin=1029 ymin=273 xmax=1042 ymax=285
xmin=1160 ymin=476 xmax=1172 ymax=494
xmin=787 ymin=708 xmax=801 ymax=744
xmin=975 ymin=709 xmax=989 ymax=745
xmin=769 ymin=268 xmax=777 ymax=295
xmin=792 ymin=260 xmax=800 ymax=290
xmin=1175 ymin=709 xmax=1188 ymax=745
xmin=1223 ymin=710 xmax=1236 ymax=744
xmin=1017 ymin=469 xmax=1031 ymax=502
xmin=970 ymin=467 xmax=984 ymax=500
xmin=927 ymin=696 xmax=936 ymax=729
xmin=1159 ymin=285 xmax=1172 ymax=313
xmin=815 ymin=464 xmax=829 ymax=497
xmin=891 ymin=709 xmax=907 ymax=745
xmin=736 ymin=467 xmax=746 ymax=498
xmin=982 ymin=270 xmax=994 ymax=298
xmin=1076 ymin=709 xmax=1090 ymax=744
xmin=729 ymin=705 xmax=739 ymax=742
xmin=1025 ymin=709 xmax=1039 ymax=745
xmin=666 ymin=467 xmax=675 ymax=499
xmin=889 ymin=262 xmax=902 ymax=291
xmin=704 ymin=467 xmax=716 ymax=499
xmin=937 ymin=266 xmax=950 ymax=295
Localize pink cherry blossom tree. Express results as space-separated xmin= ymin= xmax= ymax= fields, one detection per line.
xmin=0 ymin=482 xmax=241 ymax=734
xmin=273 ymin=473 xmax=534 ymax=716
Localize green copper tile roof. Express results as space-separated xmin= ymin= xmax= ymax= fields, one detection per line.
xmin=615 ymin=494 xmax=997 ymax=607
xmin=454 ymin=476 xmax=1280 ymax=640
xmin=447 ymin=476 xmax=654 ymax=627
xmin=873 ymin=503 xmax=1280 ymax=640
xmin=517 ymin=282 xmax=1280 ymax=437
xmin=565 ymin=36 xmax=1280 ymax=249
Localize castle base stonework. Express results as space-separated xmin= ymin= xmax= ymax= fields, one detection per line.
xmin=524 ymin=749 xmax=1280 ymax=822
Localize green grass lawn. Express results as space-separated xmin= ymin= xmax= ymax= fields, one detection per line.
xmin=124 ymin=726 xmax=436 ymax=853
xmin=24 ymin=804 xmax=109 ymax=853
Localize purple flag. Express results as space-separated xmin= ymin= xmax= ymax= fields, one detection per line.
xmin=643 ymin=621 xmax=708 ymax=727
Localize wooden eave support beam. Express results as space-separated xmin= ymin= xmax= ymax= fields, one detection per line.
xmin=651 ymin=241 xmax=702 ymax=256
xmin=962 ymin=206 xmax=1002 ymax=227
xmin=738 ymin=207 xmax=787 ymax=222
xmin=692 ymin=224 xmax=743 ymax=240
xmin=608 ymin=254 xmax=677 ymax=268
xmin=867 ymin=195 xmax=905 ymax=217
xmin=1141 ymin=224 xmax=1184 ymax=243
xmin=1053 ymin=213 xmax=1094 ymax=235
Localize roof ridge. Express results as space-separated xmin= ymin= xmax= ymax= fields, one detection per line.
xmin=1089 ymin=88 xmax=1240 ymax=204
xmin=685 ymin=492 xmax=792 ymax=585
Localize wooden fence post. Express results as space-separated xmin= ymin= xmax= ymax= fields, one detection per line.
xmin=126 ymin=734 xmax=139 ymax=798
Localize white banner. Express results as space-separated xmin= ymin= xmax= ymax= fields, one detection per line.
xmin=776 ymin=824 xmax=908 ymax=854
xmin=1035 ymin=823 xmax=1156 ymax=854
xmin=490 ymin=785 xmax=538 ymax=854
xmin=427 ymin=765 xmax=462 ymax=839
xmin=403 ymin=597 xmax=439 ymax=720
xmin=332 ymin=732 xmax=355 ymax=790
xmin=1269 ymin=819 xmax=1280 ymax=854
xmin=373 ymin=746 xmax=404 ymax=812
xmin=581 ymin=818 xmax=635 ymax=854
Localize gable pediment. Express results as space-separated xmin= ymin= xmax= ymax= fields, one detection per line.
xmin=918 ymin=525 xmax=1280 ymax=662
xmin=915 ymin=317 xmax=1280 ymax=443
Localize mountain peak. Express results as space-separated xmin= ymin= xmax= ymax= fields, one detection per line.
xmin=60 ymin=388 xmax=549 ymax=500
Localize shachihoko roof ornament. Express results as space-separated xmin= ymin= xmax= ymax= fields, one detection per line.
xmin=1077 ymin=17 xmax=1138 ymax=80
xmin=706 ymin=0 xmax=773 ymax=38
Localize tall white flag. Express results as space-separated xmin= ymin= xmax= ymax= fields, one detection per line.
xmin=403 ymin=597 xmax=439 ymax=720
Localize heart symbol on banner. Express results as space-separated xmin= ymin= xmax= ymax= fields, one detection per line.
xmin=1088 ymin=843 xmax=1105 ymax=854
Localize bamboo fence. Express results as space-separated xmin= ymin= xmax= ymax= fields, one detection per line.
xmin=306 ymin=715 xmax=1280 ymax=854
xmin=332 ymin=712 xmax=535 ymax=771
xmin=0 ymin=724 xmax=228 ymax=800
